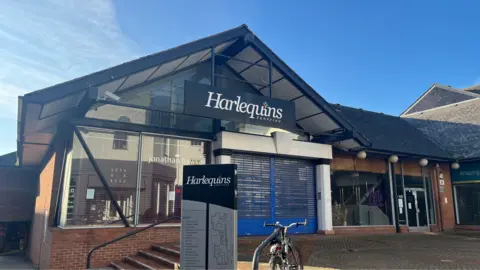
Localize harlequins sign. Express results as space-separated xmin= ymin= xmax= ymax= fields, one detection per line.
xmin=205 ymin=92 xmax=283 ymax=122
xmin=184 ymin=81 xmax=296 ymax=130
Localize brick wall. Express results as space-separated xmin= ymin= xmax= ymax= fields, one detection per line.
xmin=436 ymin=163 xmax=455 ymax=230
xmin=0 ymin=167 xmax=37 ymax=221
xmin=49 ymin=226 xmax=180 ymax=269
xmin=28 ymin=153 xmax=55 ymax=269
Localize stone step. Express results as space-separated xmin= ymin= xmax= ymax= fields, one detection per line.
xmin=151 ymin=244 xmax=180 ymax=258
xmin=110 ymin=260 xmax=137 ymax=270
xmin=124 ymin=255 xmax=171 ymax=270
xmin=139 ymin=249 xmax=179 ymax=269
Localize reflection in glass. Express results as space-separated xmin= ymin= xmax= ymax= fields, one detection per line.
xmin=455 ymin=185 xmax=480 ymax=225
xmin=331 ymin=171 xmax=392 ymax=226
xmin=138 ymin=135 xmax=209 ymax=224
xmin=65 ymin=127 xmax=139 ymax=226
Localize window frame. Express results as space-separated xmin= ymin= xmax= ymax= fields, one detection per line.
xmin=58 ymin=125 xmax=212 ymax=228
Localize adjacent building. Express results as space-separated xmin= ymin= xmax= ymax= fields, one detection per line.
xmin=401 ymin=83 xmax=480 ymax=229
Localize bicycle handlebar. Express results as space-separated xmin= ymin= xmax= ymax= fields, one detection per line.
xmin=263 ymin=219 xmax=308 ymax=228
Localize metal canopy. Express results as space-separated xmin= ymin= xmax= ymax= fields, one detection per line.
xmin=18 ymin=25 xmax=369 ymax=166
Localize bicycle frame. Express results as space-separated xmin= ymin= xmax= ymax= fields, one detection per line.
xmin=252 ymin=220 xmax=306 ymax=270
xmin=252 ymin=227 xmax=282 ymax=270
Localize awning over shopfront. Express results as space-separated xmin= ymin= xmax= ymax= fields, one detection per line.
xmin=18 ymin=25 xmax=371 ymax=167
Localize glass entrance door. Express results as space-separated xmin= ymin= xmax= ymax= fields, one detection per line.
xmin=405 ymin=188 xmax=428 ymax=231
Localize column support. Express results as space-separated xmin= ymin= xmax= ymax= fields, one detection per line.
xmin=315 ymin=160 xmax=334 ymax=234
xmin=213 ymin=149 xmax=232 ymax=164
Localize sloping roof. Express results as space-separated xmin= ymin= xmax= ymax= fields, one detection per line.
xmin=402 ymin=84 xmax=480 ymax=116
xmin=403 ymin=98 xmax=480 ymax=160
xmin=332 ymin=104 xmax=452 ymax=159
xmin=0 ymin=152 xmax=17 ymax=166
xmin=18 ymin=25 xmax=370 ymax=166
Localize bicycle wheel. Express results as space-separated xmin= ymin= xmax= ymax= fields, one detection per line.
xmin=285 ymin=243 xmax=303 ymax=270
xmin=269 ymin=256 xmax=282 ymax=270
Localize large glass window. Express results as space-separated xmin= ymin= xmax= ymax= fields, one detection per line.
xmin=63 ymin=127 xmax=139 ymax=226
xmin=86 ymin=62 xmax=214 ymax=133
xmin=61 ymin=127 xmax=210 ymax=227
xmin=331 ymin=171 xmax=392 ymax=226
xmin=114 ymin=62 xmax=211 ymax=112
xmin=138 ymin=134 xmax=209 ymax=224
xmin=455 ymin=185 xmax=480 ymax=225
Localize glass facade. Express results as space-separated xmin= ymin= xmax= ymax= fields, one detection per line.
xmin=455 ymin=185 xmax=480 ymax=225
xmin=86 ymin=62 xmax=214 ymax=133
xmin=138 ymin=134 xmax=208 ymax=224
xmin=395 ymin=164 xmax=436 ymax=227
xmin=331 ymin=171 xmax=393 ymax=226
xmin=61 ymin=127 xmax=209 ymax=227
xmin=63 ymin=127 xmax=139 ymax=226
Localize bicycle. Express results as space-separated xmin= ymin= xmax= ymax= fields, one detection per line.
xmin=252 ymin=220 xmax=307 ymax=270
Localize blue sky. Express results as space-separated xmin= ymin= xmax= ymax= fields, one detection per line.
xmin=1 ymin=0 xmax=480 ymax=154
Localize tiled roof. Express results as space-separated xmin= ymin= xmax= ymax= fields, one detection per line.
xmin=332 ymin=104 xmax=452 ymax=159
xmin=403 ymin=99 xmax=480 ymax=160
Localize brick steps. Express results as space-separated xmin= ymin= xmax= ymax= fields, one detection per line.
xmin=110 ymin=244 xmax=180 ymax=270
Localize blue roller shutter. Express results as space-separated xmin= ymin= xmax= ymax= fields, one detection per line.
xmin=274 ymin=157 xmax=317 ymax=234
xmin=234 ymin=153 xmax=317 ymax=236
xmin=232 ymin=153 xmax=272 ymax=236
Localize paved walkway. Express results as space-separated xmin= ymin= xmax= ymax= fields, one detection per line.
xmin=238 ymin=232 xmax=480 ymax=269
xmin=0 ymin=254 xmax=34 ymax=269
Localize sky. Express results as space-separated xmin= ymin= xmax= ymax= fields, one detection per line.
xmin=1 ymin=0 xmax=480 ymax=155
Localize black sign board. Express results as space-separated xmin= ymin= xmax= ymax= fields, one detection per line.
xmin=181 ymin=164 xmax=237 ymax=270
xmin=184 ymin=81 xmax=296 ymax=131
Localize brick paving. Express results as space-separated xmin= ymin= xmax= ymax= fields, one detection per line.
xmin=238 ymin=232 xmax=480 ymax=269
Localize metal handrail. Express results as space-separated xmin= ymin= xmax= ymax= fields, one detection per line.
xmin=252 ymin=228 xmax=281 ymax=270
xmin=86 ymin=216 xmax=180 ymax=269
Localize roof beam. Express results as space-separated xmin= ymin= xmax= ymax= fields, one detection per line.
xmin=23 ymin=26 xmax=250 ymax=104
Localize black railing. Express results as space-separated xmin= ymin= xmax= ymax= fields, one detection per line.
xmin=86 ymin=216 xmax=180 ymax=269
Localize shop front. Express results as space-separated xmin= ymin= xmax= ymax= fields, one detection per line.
xmin=16 ymin=25 xmax=457 ymax=269
xmin=19 ymin=26 xmax=377 ymax=268
xmin=452 ymin=162 xmax=480 ymax=228
xmin=330 ymin=153 xmax=448 ymax=234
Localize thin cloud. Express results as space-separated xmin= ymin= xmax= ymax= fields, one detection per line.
xmin=0 ymin=0 xmax=139 ymax=117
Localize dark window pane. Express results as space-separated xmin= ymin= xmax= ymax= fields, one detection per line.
xmin=455 ymin=185 xmax=480 ymax=225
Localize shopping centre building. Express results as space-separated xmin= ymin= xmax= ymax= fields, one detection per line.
xmin=3 ymin=25 xmax=478 ymax=268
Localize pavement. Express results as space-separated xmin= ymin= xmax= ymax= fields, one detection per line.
xmin=1 ymin=232 xmax=480 ymax=269
xmin=238 ymin=232 xmax=480 ymax=269
xmin=0 ymin=254 xmax=34 ymax=269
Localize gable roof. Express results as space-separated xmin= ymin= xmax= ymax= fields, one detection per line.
xmin=18 ymin=25 xmax=369 ymax=166
xmin=332 ymin=104 xmax=452 ymax=160
xmin=403 ymin=98 xmax=480 ymax=160
xmin=401 ymin=84 xmax=480 ymax=116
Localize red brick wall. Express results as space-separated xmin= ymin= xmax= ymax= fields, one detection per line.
xmin=49 ymin=226 xmax=180 ymax=269
xmin=28 ymin=153 xmax=55 ymax=269
xmin=429 ymin=163 xmax=455 ymax=231
xmin=0 ymin=167 xmax=37 ymax=221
